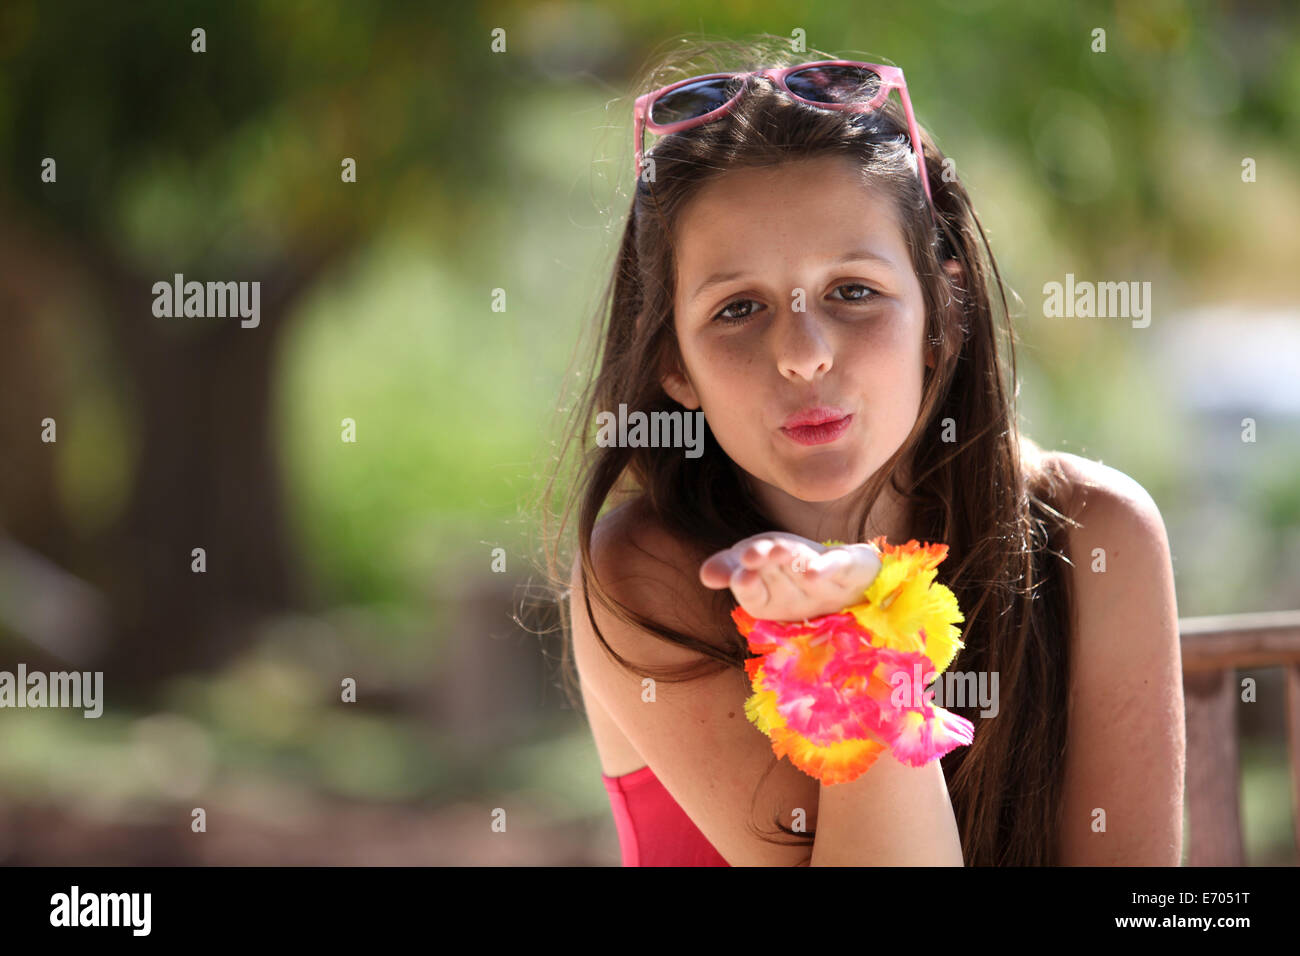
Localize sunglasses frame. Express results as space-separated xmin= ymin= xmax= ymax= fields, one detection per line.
xmin=633 ymin=60 xmax=936 ymax=220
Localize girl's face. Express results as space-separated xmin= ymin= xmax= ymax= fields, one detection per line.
xmin=661 ymin=154 xmax=959 ymax=541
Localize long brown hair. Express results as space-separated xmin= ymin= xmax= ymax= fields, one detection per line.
xmin=532 ymin=35 xmax=1081 ymax=866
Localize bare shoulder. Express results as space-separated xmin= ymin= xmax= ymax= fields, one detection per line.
xmin=1031 ymin=449 xmax=1185 ymax=864
xmin=1032 ymin=447 xmax=1177 ymax=643
xmin=580 ymin=497 xmax=720 ymax=647
xmin=569 ymin=497 xmax=820 ymax=866
xmin=1039 ymin=448 xmax=1167 ymax=536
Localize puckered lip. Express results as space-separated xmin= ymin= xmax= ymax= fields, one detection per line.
xmin=781 ymin=405 xmax=851 ymax=430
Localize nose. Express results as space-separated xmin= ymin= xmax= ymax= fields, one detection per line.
xmin=776 ymin=305 xmax=833 ymax=382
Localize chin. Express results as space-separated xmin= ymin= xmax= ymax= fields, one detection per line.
xmin=782 ymin=464 xmax=871 ymax=503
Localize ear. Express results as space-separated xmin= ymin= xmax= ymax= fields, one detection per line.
xmin=660 ymin=361 xmax=701 ymax=411
xmin=925 ymin=258 xmax=965 ymax=370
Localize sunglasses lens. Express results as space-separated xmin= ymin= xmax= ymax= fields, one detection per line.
xmin=785 ymin=64 xmax=882 ymax=104
xmin=649 ymin=76 xmax=745 ymax=126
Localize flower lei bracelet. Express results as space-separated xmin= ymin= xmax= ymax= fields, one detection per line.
xmin=731 ymin=536 xmax=974 ymax=786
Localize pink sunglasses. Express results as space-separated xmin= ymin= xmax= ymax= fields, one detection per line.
xmin=633 ymin=60 xmax=936 ymax=220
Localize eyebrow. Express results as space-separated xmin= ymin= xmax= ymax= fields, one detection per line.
xmin=686 ymin=248 xmax=898 ymax=304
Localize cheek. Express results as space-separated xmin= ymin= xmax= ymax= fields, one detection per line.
xmin=685 ymin=335 xmax=759 ymax=396
xmin=846 ymin=315 xmax=922 ymax=381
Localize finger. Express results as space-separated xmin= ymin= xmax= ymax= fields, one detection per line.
xmin=739 ymin=538 xmax=776 ymax=569
xmin=803 ymin=548 xmax=853 ymax=587
xmin=843 ymin=544 xmax=883 ymax=589
xmin=765 ymin=541 xmax=805 ymax=581
xmin=769 ymin=542 xmax=820 ymax=586
xmin=731 ymin=565 xmax=771 ymax=613
xmin=699 ymin=552 xmax=739 ymax=589
xmin=801 ymin=546 xmax=880 ymax=605
xmin=786 ymin=543 xmax=825 ymax=578
xmin=807 ymin=548 xmax=847 ymax=575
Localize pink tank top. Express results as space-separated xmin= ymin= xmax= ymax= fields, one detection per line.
xmin=601 ymin=765 xmax=730 ymax=866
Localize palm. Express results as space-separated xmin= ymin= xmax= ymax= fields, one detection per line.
xmin=699 ymin=532 xmax=882 ymax=622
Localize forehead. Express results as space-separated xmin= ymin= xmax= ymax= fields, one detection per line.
xmin=673 ymin=155 xmax=905 ymax=278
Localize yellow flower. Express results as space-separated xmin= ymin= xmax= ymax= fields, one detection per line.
xmin=844 ymin=537 xmax=965 ymax=674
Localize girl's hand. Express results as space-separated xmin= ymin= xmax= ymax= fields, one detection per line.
xmin=699 ymin=532 xmax=883 ymax=622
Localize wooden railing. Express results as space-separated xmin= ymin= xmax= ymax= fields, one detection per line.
xmin=1181 ymin=609 xmax=1300 ymax=865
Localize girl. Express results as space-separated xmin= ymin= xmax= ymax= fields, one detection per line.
xmin=540 ymin=38 xmax=1183 ymax=866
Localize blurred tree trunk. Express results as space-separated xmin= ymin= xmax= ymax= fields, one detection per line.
xmin=0 ymin=205 xmax=346 ymax=695
xmin=92 ymin=264 xmax=299 ymax=690
xmin=0 ymin=239 xmax=77 ymax=570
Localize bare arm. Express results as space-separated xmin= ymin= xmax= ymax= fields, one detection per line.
xmin=1054 ymin=455 xmax=1185 ymax=865
xmin=809 ymin=754 xmax=963 ymax=865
